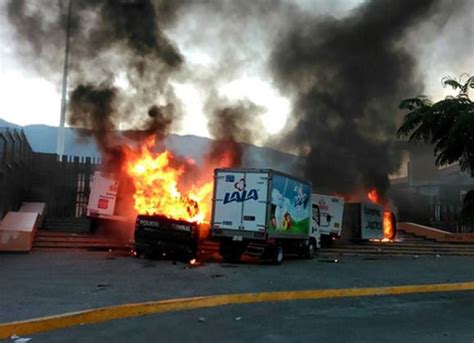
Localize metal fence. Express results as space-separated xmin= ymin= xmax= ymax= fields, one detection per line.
xmin=28 ymin=153 xmax=101 ymax=219
xmin=0 ymin=128 xmax=33 ymax=219
xmin=0 ymin=127 xmax=101 ymax=222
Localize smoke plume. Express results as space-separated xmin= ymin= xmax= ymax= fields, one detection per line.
xmin=270 ymin=0 xmax=439 ymax=198
xmin=7 ymin=0 xmax=184 ymax=159
xmin=204 ymin=95 xmax=265 ymax=167
xmin=6 ymin=0 xmax=471 ymax=199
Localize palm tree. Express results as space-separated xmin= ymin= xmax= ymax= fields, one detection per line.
xmin=397 ymin=74 xmax=474 ymax=176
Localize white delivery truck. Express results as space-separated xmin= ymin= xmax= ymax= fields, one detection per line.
xmin=311 ymin=194 xmax=345 ymax=245
xmin=211 ymin=168 xmax=320 ymax=264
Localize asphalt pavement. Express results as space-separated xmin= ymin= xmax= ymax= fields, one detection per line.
xmin=1 ymin=251 xmax=473 ymax=342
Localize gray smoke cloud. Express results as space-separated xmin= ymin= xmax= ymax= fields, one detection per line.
xmin=270 ymin=0 xmax=444 ymax=198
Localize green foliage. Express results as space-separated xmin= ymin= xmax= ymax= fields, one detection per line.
xmin=397 ymin=75 xmax=474 ymax=175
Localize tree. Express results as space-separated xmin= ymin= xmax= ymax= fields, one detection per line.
xmin=398 ymin=74 xmax=474 ymax=230
xmin=397 ymin=74 xmax=474 ymax=176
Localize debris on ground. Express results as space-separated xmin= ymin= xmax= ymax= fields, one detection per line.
xmin=198 ymin=316 xmax=206 ymax=323
xmin=234 ymin=316 xmax=242 ymax=321
xmin=187 ymin=259 xmax=204 ymax=268
xmin=10 ymin=335 xmax=31 ymax=342
xmin=319 ymin=258 xmax=340 ymax=263
xmin=220 ymin=264 xmax=239 ymax=268
xmin=211 ymin=274 xmax=224 ymax=278
xmin=93 ymin=283 xmax=111 ymax=292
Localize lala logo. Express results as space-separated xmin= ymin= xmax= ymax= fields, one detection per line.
xmin=223 ymin=178 xmax=258 ymax=204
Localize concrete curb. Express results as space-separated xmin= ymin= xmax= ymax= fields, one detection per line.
xmin=1 ymin=281 xmax=474 ymax=339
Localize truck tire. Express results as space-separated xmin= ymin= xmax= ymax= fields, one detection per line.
xmin=273 ymin=244 xmax=284 ymax=265
xmin=304 ymin=239 xmax=316 ymax=259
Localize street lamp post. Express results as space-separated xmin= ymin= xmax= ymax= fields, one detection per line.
xmin=56 ymin=0 xmax=72 ymax=161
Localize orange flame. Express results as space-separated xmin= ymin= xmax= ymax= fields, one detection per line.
xmin=124 ymin=137 xmax=213 ymax=223
xmin=367 ymin=189 xmax=379 ymax=204
xmin=367 ymin=188 xmax=395 ymax=241
xmin=383 ymin=211 xmax=394 ymax=240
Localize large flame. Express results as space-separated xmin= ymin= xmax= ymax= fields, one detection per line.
xmin=367 ymin=188 xmax=395 ymax=241
xmin=383 ymin=211 xmax=394 ymax=240
xmin=123 ymin=137 xmax=213 ymax=223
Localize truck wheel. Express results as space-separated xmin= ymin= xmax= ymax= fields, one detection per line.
xmin=304 ymin=239 xmax=316 ymax=259
xmin=273 ymin=245 xmax=284 ymax=265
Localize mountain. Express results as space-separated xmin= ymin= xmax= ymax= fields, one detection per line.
xmin=0 ymin=118 xmax=20 ymax=128
xmin=0 ymin=118 xmax=304 ymax=174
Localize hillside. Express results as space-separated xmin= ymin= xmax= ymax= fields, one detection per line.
xmin=0 ymin=118 xmax=304 ymax=174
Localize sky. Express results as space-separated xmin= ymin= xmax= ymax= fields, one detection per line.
xmin=0 ymin=0 xmax=472 ymax=140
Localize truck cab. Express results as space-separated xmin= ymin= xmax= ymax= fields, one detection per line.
xmin=311 ymin=194 xmax=345 ymax=245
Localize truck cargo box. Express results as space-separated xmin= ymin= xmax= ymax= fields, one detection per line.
xmin=212 ymin=168 xmax=312 ymax=240
xmin=341 ymin=202 xmax=384 ymax=241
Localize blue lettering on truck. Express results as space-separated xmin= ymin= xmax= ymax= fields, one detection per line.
xmin=223 ymin=177 xmax=258 ymax=204
xmin=223 ymin=189 xmax=258 ymax=204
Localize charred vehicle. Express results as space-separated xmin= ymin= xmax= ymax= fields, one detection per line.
xmin=134 ymin=214 xmax=199 ymax=260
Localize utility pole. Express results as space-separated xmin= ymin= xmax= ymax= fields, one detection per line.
xmin=57 ymin=0 xmax=72 ymax=161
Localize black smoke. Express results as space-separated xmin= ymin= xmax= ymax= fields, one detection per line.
xmin=7 ymin=0 xmax=184 ymax=142
xmin=270 ymin=0 xmax=439 ymax=198
xmin=204 ymin=96 xmax=264 ymax=167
